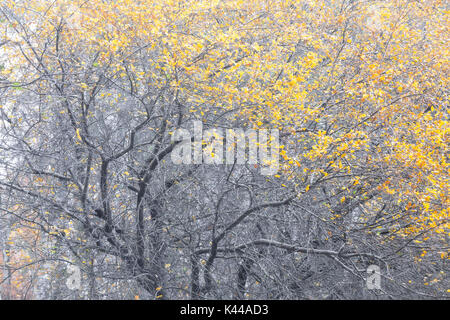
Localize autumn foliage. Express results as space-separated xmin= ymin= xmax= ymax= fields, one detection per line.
xmin=0 ymin=0 xmax=448 ymax=299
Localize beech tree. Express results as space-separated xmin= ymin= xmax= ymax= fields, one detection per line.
xmin=0 ymin=0 xmax=448 ymax=299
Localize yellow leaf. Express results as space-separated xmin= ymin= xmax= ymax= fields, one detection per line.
xmin=76 ymin=128 xmax=82 ymax=141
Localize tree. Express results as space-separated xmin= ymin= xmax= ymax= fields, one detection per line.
xmin=0 ymin=0 xmax=448 ymax=299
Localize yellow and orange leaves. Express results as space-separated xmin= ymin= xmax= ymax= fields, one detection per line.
xmin=2 ymin=0 xmax=448 ymax=242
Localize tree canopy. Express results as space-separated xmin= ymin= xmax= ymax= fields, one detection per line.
xmin=0 ymin=0 xmax=448 ymax=299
